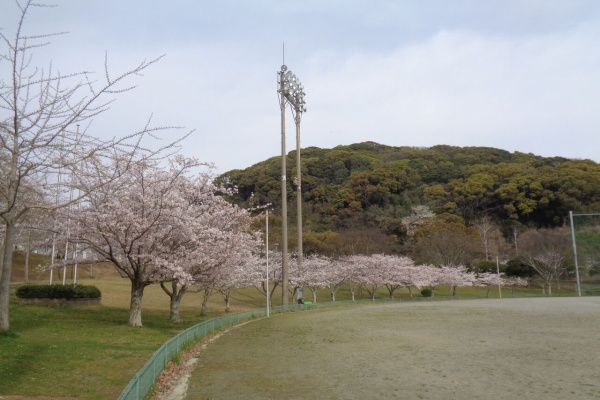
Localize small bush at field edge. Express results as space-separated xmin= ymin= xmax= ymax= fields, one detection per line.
xmin=16 ymin=284 xmax=101 ymax=299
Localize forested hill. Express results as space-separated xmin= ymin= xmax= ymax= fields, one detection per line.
xmin=216 ymin=142 xmax=600 ymax=254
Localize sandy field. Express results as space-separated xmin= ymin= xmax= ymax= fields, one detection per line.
xmin=181 ymin=297 xmax=600 ymax=399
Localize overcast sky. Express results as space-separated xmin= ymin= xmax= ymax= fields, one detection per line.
xmin=2 ymin=1 xmax=600 ymax=174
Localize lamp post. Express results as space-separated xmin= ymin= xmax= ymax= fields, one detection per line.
xmin=277 ymin=64 xmax=307 ymax=306
xmin=265 ymin=209 xmax=270 ymax=317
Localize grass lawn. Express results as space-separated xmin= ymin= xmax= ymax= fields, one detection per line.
xmin=0 ymin=256 xmax=590 ymax=399
xmin=186 ymin=297 xmax=600 ymax=400
xmin=0 ymin=261 xmax=269 ymax=399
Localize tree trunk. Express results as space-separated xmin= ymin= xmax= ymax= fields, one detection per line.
xmin=0 ymin=221 xmax=16 ymax=331
xmin=169 ymin=296 xmax=182 ymax=323
xmin=386 ymin=286 xmax=394 ymax=299
xmin=200 ymin=288 xmax=212 ymax=316
xmin=129 ymin=281 xmax=146 ymax=327
xmin=220 ymin=290 xmax=231 ymax=313
xmin=269 ymin=284 xmax=278 ymax=304
xmin=225 ymin=294 xmax=230 ymax=312
xmin=161 ymin=281 xmax=187 ymax=323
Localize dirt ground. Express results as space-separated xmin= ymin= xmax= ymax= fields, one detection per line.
xmin=176 ymin=297 xmax=600 ymax=399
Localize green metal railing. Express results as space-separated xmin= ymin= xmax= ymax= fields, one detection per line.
xmin=118 ymin=292 xmax=587 ymax=399
xmin=117 ymin=299 xmax=412 ymax=400
xmin=117 ymin=307 xmax=267 ymax=400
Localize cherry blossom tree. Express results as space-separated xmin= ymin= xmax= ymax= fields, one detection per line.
xmin=216 ymin=247 xmax=263 ymax=313
xmin=242 ymin=250 xmax=282 ymax=306
xmin=439 ymin=265 xmax=476 ymax=296
xmin=348 ymin=254 xmax=387 ymax=300
xmin=0 ymin=1 xmax=188 ymax=331
xmin=59 ymin=157 xmax=207 ymax=326
xmin=400 ymin=263 xmax=432 ymax=298
xmin=293 ymin=254 xmax=329 ymax=303
xmin=416 ymin=264 xmax=443 ymax=297
xmin=505 ymin=276 xmax=529 ymax=295
xmin=324 ymin=259 xmax=351 ymax=302
xmin=379 ymin=255 xmax=416 ymax=299
xmin=155 ymin=172 xmax=262 ymax=320
xmin=416 ymin=264 xmax=475 ymax=297
xmin=339 ymin=255 xmax=363 ymax=301
xmin=294 ymin=255 xmax=349 ymax=303
xmin=476 ymin=272 xmax=506 ymax=297
xmin=192 ymin=209 xmax=262 ymax=317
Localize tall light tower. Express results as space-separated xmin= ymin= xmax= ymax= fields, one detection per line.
xmin=277 ymin=64 xmax=307 ymax=306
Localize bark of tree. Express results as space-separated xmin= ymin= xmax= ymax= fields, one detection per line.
xmin=0 ymin=222 xmax=16 ymax=330
xmin=129 ymin=282 xmax=148 ymax=327
xmin=310 ymin=288 xmax=318 ymax=303
xmin=160 ymin=281 xmax=188 ymax=323
xmin=200 ymin=288 xmax=213 ymax=316
xmin=219 ymin=289 xmax=232 ymax=313
xmin=364 ymin=284 xmax=378 ymax=300
xmin=385 ymin=284 xmax=401 ymax=299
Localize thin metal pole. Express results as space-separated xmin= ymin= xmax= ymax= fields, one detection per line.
xmin=62 ymin=177 xmax=74 ymax=286
xmin=266 ymin=210 xmax=270 ymax=317
xmin=496 ymin=256 xmax=502 ymax=298
xmin=569 ymin=211 xmax=582 ymax=296
xmin=279 ymin=71 xmax=289 ymax=306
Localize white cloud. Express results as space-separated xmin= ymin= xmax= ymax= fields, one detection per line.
xmin=301 ymin=22 xmax=600 ymax=162
xmin=2 ymin=0 xmax=600 ymax=173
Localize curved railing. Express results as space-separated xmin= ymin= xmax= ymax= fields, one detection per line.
xmin=117 ymin=299 xmax=411 ymax=399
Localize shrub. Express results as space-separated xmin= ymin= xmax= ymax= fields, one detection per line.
xmin=470 ymin=259 xmax=500 ymax=273
xmin=16 ymin=284 xmax=101 ymax=299
xmin=421 ymin=288 xmax=432 ymax=297
xmin=505 ymin=259 xmax=536 ymax=278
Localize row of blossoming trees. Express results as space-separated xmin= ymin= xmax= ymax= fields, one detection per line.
xmin=248 ymin=253 xmax=528 ymax=305
xmin=52 ymin=152 xmax=527 ymax=327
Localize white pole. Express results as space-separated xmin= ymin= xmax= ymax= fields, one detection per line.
xmin=569 ymin=211 xmax=582 ymax=297
xmin=49 ymin=165 xmax=62 ymax=285
xmin=73 ymin=242 xmax=78 ymax=286
xmin=62 ymin=170 xmax=75 ymax=286
xmin=496 ymin=256 xmax=502 ymax=298
xmin=49 ymin=239 xmax=55 ymax=285
xmin=266 ymin=210 xmax=270 ymax=318
xmin=73 ymin=196 xmax=81 ymax=286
